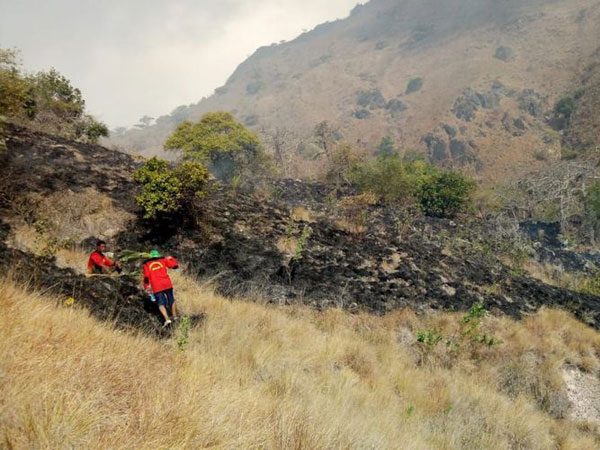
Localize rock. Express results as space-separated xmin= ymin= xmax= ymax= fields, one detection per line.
xmin=494 ymin=46 xmax=514 ymax=62
xmin=441 ymin=285 xmax=457 ymax=296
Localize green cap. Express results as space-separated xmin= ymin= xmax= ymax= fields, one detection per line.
xmin=150 ymin=249 xmax=162 ymax=258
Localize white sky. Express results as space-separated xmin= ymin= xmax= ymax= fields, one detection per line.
xmin=0 ymin=0 xmax=360 ymax=128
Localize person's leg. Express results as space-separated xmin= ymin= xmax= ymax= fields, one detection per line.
xmin=168 ymin=289 xmax=178 ymax=319
xmin=158 ymin=305 xmax=170 ymax=322
xmin=156 ymin=291 xmax=171 ymax=324
xmin=171 ymin=301 xmax=178 ymax=319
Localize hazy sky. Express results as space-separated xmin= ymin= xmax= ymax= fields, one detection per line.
xmin=0 ymin=0 xmax=359 ymax=128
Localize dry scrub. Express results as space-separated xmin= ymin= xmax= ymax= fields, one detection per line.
xmin=1 ymin=273 xmax=600 ymax=449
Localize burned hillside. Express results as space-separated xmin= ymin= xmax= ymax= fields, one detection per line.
xmin=2 ymin=128 xmax=600 ymax=330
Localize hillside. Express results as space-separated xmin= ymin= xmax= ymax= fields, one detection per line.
xmin=4 ymin=126 xmax=600 ymax=327
xmin=109 ymin=0 xmax=600 ymax=181
xmin=4 ymin=116 xmax=600 ymax=448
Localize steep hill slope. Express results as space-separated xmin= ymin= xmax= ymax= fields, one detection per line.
xmin=4 ymin=127 xmax=600 ymax=329
xmin=110 ymin=0 xmax=600 ymax=181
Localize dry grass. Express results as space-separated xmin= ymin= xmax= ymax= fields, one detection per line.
xmin=2 ymin=273 xmax=600 ymax=449
xmin=7 ymin=188 xmax=133 ymax=258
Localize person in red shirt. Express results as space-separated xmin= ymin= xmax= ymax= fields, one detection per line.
xmin=142 ymin=249 xmax=180 ymax=327
xmin=87 ymin=240 xmax=121 ymax=275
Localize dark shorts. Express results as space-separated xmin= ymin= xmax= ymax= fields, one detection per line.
xmin=155 ymin=288 xmax=176 ymax=308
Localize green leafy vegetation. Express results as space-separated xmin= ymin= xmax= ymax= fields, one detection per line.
xmin=133 ymin=157 xmax=210 ymax=221
xmin=164 ymin=111 xmax=270 ymax=182
xmin=356 ymin=88 xmax=386 ymax=109
xmin=417 ymin=170 xmax=476 ymax=218
xmin=349 ymin=154 xmax=475 ymax=217
xmin=417 ymin=302 xmax=501 ymax=356
xmin=0 ymin=47 xmax=108 ymax=141
xmin=374 ymin=136 xmax=397 ymax=158
xmin=554 ymin=97 xmax=576 ymax=122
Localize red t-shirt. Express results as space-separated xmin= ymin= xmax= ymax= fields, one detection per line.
xmin=88 ymin=251 xmax=115 ymax=273
xmin=143 ymin=257 xmax=179 ymax=293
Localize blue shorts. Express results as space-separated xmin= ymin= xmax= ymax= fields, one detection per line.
xmin=155 ymin=288 xmax=175 ymax=308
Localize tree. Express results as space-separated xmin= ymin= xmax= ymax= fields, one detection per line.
xmin=0 ymin=48 xmax=33 ymax=118
xmin=135 ymin=115 xmax=154 ymax=128
xmin=374 ymin=136 xmax=397 ymax=158
xmin=81 ymin=115 xmax=109 ymax=144
xmin=28 ymin=68 xmax=85 ymax=123
xmin=313 ymin=120 xmax=339 ymax=156
xmin=326 ymin=143 xmax=361 ymax=186
xmin=164 ymin=111 xmax=267 ymax=182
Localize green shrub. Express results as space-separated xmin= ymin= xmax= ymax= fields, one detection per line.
xmin=349 ymin=156 xmax=416 ymax=204
xmin=374 ymin=136 xmax=397 ymax=158
xmin=554 ymin=97 xmax=576 ymax=121
xmin=0 ymin=47 xmax=108 ymax=141
xmin=356 ymin=88 xmax=386 ymax=108
xmin=349 ymin=151 xmax=474 ymax=217
xmin=0 ymin=48 xmax=34 ymax=119
xmin=80 ymin=115 xmax=109 ymax=143
xmin=406 ymin=77 xmax=423 ymax=94
xmin=326 ymin=143 xmax=361 ymax=185
xmin=134 ymin=157 xmax=209 ymax=221
xmin=417 ymin=171 xmax=475 ymax=218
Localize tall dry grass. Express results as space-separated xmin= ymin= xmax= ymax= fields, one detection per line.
xmin=1 ymin=272 xmax=600 ymax=449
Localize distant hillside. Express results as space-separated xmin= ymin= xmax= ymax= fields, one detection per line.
xmin=109 ymin=0 xmax=600 ymax=182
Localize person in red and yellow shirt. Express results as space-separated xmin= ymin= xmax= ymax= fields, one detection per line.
xmin=142 ymin=249 xmax=179 ymax=327
xmin=87 ymin=240 xmax=121 ymax=275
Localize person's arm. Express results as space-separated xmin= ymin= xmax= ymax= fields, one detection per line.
xmin=87 ymin=255 xmax=95 ymax=274
xmin=165 ymin=257 xmax=179 ymax=269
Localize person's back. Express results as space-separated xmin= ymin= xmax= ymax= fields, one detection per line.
xmin=142 ymin=256 xmax=178 ymax=293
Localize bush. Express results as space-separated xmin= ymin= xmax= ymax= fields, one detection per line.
xmin=164 ymin=111 xmax=269 ymax=182
xmin=350 ymin=155 xmax=475 ymax=217
xmin=80 ymin=115 xmax=109 ymax=143
xmin=326 ymin=143 xmax=362 ymax=186
xmin=356 ymin=88 xmax=386 ymax=108
xmin=406 ymin=77 xmax=423 ymax=94
xmin=374 ymin=136 xmax=397 ymax=158
xmin=349 ymin=156 xmax=416 ymax=204
xmin=417 ymin=171 xmax=475 ymax=218
xmin=554 ymin=97 xmax=576 ymax=121
xmin=0 ymin=48 xmax=34 ymax=119
xmin=0 ymin=47 xmax=108 ymax=141
xmin=134 ymin=157 xmax=209 ymax=221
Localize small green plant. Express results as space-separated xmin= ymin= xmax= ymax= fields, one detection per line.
xmin=460 ymin=301 xmax=501 ymax=346
xmin=293 ymin=225 xmax=313 ymax=261
xmin=417 ymin=329 xmax=443 ymax=350
xmin=177 ymin=316 xmax=191 ymax=351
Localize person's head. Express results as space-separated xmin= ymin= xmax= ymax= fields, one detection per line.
xmin=150 ymin=249 xmax=162 ymax=259
xmin=96 ymin=240 xmax=106 ymax=253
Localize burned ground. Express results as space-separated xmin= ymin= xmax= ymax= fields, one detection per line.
xmin=2 ymin=128 xmax=600 ymax=330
